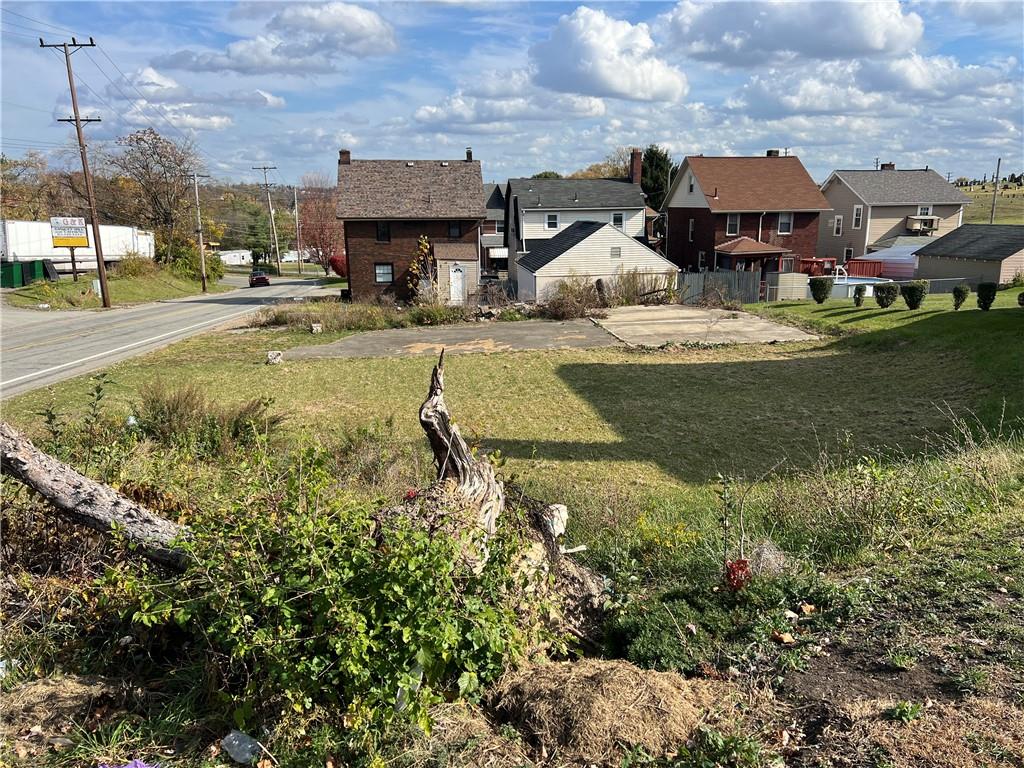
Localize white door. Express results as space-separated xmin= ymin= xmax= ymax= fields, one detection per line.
xmin=449 ymin=263 xmax=465 ymax=305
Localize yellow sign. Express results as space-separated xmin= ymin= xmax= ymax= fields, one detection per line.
xmin=50 ymin=216 xmax=89 ymax=248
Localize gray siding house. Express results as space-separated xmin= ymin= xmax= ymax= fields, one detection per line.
xmin=914 ymin=224 xmax=1024 ymax=284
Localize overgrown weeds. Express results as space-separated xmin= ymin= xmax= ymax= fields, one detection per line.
xmin=253 ymin=299 xmax=470 ymax=332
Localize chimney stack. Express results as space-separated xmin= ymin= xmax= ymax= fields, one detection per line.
xmin=629 ymin=147 xmax=643 ymax=185
xmin=339 ymin=149 xmax=351 ymax=165
xmin=766 ymin=149 xmax=780 ymax=157
xmin=880 ymin=162 xmax=896 ymax=170
xmin=465 ymin=147 xmax=473 ymax=162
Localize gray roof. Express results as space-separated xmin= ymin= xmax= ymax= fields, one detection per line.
xmin=913 ymin=224 xmax=1024 ymax=262
xmin=833 ymin=169 xmax=971 ymax=206
xmin=870 ymin=235 xmax=939 ymax=250
xmin=507 ymin=177 xmax=644 ymax=212
xmin=484 ymin=183 xmax=505 ymax=221
xmin=518 ymin=220 xmax=606 ymax=273
xmin=337 ymin=158 xmax=485 ymax=220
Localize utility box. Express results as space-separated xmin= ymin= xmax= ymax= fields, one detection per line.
xmin=1 ymin=262 xmax=24 ymax=288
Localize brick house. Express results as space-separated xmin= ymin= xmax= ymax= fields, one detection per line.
xmin=662 ymin=152 xmax=831 ymax=277
xmin=336 ymin=148 xmax=485 ymax=302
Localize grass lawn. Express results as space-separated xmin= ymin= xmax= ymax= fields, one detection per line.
xmin=962 ymin=186 xmax=1024 ymax=224
xmin=5 ymin=270 xmax=232 ymax=310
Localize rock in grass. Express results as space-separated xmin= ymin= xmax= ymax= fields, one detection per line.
xmin=266 ymin=351 xmax=283 ymax=365
xmin=221 ymin=730 xmax=261 ymax=764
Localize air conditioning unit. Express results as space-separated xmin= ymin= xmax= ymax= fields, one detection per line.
xmin=906 ymin=215 xmax=938 ymax=232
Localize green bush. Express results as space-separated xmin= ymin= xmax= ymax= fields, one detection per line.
xmin=254 ymin=300 xmax=471 ymax=333
xmin=899 ymin=280 xmax=929 ymax=310
xmin=407 ymin=303 xmax=470 ymax=326
xmin=853 ymin=284 xmax=866 ymax=307
xmin=112 ymin=443 xmax=532 ymax=729
xmin=874 ymin=282 xmax=899 ymax=308
xmin=113 ymin=252 xmax=158 ymax=278
xmin=977 ymin=282 xmax=998 ymax=311
xmin=1017 ymin=291 xmax=1024 ymax=308
xmin=809 ymin=277 xmax=834 ymax=304
xmin=171 ymin=248 xmax=225 ymax=283
xmin=952 ymin=283 xmax=970 ymax=310
xmin=133 ymin=382 xmax=283 ymax=458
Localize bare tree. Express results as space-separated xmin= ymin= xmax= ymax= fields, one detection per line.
xmin=299 ymin=172 xmax=344 ymax=276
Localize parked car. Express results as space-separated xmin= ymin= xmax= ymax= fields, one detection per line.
xmin=249 ymin=270 xmax=270 ymax=287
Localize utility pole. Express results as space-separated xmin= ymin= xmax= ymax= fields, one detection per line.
xmin=293 ymin=185 xmax=302 ymax=275
xmin=252 ymin=165 xmax=281 ymax=275
xmin=190 ymin=171 xmax=211 ymax=292
xmin=42 ymin=36 xmax=111 ymax=308
xmin=874 ymin=157 xmax=880 ymax=170
xmin=990 ymin=157 xmax=1001 ymax=224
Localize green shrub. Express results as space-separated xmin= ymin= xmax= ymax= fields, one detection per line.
xmin=112 ymin=443 xmax=533 ymax=729
xmin=113 ymin=252 xmax=158 ymax=278
xmin=808 ymin=277 xmax=834 ymax=304
xmin=407 ymin=303 xmax=470 ymax=326
xmin=873 ymin=282 xmax=899 ymax=308
xmin=171 ymin=249 xmax=225 ymax=283
xmin=853 ymin=284 xmax=866 ymax=307
xmin=496 ymin=307 xmax=529 ymax=322
xmin=254 ymin=300 xmax=470 ymax=333
xmin=133 ymin=382 xmax=283 ymax=458
xmin=1017 ymin=291 xmax=1024 ymax=308
xmin=952 ymin=283 xmax=971 ymax=310
xmin=977 ymin=282 xmax=998 ymax=311
xmin=899 ymin=280 xmax=929 ymax=310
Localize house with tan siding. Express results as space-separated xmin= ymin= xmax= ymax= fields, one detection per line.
xmin=817 ymin=164 xmax=971 ymax=263
xmin=515 ymin=220 xmax=678 ymax=302
xmin=913 ymin=224 xmax=1024 ymax=285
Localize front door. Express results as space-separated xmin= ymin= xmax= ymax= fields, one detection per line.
xmin=449 ymin=263 xmax=465 ymax=305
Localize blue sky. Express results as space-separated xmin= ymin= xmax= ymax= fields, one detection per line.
xmin=2 ymin=0 xmax=1022 ymax=188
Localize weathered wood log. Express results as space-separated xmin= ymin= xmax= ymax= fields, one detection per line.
xmin=0 ymin=421 xmax=187 ymax=570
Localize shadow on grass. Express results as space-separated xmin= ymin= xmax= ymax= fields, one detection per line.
xmin=488 ymin=308 xmax=1023 ymax=484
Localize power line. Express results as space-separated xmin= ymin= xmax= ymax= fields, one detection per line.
xmin=1 ymin=7 xmax=75 ymax=34
xmin=252 ymin=165 xmax=282 ymax=273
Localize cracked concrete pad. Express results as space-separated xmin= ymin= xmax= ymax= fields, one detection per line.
xmin=596 ymin=305 xmax=815 ymax=346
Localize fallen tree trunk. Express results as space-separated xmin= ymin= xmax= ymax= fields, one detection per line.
xmin=0 ymin=421 xmax=188 ymax=570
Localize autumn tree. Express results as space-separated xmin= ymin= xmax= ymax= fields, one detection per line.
xmin=298 ymin=173 xmax=344 ymax=276
xmin=1 ymin=152 xmax=74 ymax=220
xmin=569 ymin=147 xmax=630 ymax=179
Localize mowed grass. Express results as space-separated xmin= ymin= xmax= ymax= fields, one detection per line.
xmin=962 ymin=186 xmax=1024 ymax=224
xmin=5 ymin=270 xmax=232 ymax=310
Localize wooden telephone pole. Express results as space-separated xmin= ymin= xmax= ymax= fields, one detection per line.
xmin=990 ymin=157 xmax=1001 ymax=225
xmin=190 ymin=172 xmax=211 ymax=292
xmin=41 ymin=36 xmax=111 ymax=308
xmin=293 ymin=186 xmax=303 ymax=275
xmin=252 ymin=165 xmax=282 ymax=275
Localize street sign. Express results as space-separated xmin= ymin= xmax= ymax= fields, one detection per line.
xmin=50 ymin=216 xmax=89 ymax=248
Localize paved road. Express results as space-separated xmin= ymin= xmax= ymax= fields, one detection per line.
xmin=0 ymin=276 xmax=331 ymax=398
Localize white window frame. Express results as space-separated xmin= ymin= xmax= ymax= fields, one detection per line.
xmin=611 ymin=211 xmax=625 ymax=230
xmin=610 ymin=246 xmax=622 ymax=259
xmin=852 ymin=205 xmax=863 ymax=229
xmin=918 ymin=205 xmax=932 ymax=216
xmin=688 ymin=218 xmax=695 ymax=242
xmin=545 ymin=213 xmax=559 ymax=230
xmin=843 ymin=247 xmax=854 ymax=261
xmin=777 ymin=211 xmax=793 ymax=235
xmin=687 ymin=174 xmax=694 ymax=194
xmin=374 ymin=263 xmax=394 ymax=284
xmin=833 ymin=215 xmax=843 ymax=237
xmin=726 ymin=213 xmax=740 ymax=237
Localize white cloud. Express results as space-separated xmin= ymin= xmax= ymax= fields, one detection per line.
xmin=948 ymin=0 xmax=1024 ymax=26
xmin=107 ymin=67 xmax=287 ymax=109
xmin=662 ymin=0 xmax=923 ymax=65
xmin=530 ymin=7 xmax=688 ymax=102
xmin=859 ymin=54 xmax=1021 ymax=99
xmin=728 ymin=62 xmax=891 ymax=118
xmin=156 ymin=2 xmax=395 ymax=74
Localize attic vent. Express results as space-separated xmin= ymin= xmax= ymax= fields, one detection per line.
xmin=440 ymin=161 xmax=449 ymax=167
xmin=406 ymin=162 xmax=415 ymax=167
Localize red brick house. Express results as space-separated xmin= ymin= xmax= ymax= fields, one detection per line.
xmin=336 ymin=148 xmax=485 ymax=302
xmin=662 ymin=152 xmax=831 ymax=277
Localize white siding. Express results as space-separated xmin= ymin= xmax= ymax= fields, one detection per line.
xmin=999 ymin=248 xmax=1024 ymax=283
xmin=665 ymin=160 xmax=710 ymax=209
xmin=517 ymin=267 xmax=537 ymax=301
xmin=521 ymin=208 xmax=644 ymax=241
xmin=531 ymin=225 xmax=678 ymax=301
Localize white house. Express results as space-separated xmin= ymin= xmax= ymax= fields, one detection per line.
xmin=515 ymin=220 xmax=679 ymax=302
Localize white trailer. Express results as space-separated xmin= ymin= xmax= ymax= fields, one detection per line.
xmin=0 ymin=219 xmax=156 ymax=275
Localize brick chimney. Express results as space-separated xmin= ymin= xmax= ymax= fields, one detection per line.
xmin=629 ymin=147 xmax=642 ymax=184
xmin=339 ymin=149 xmax=351 ymax=165
xmin=465 ymin=147 xmax=473 ymax=162
xmin=880 ymin=162 xmax=896 ymax=170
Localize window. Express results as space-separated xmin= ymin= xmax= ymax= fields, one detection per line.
xmin=448 ymin=221 xmax=462 ymax=238
xmin=852 ymin=205 xmax=863 ymax=229
xmin=688 ymin=218 xmax=695 ymax=242
xmin=726 ymin=213 xmax=740 ymax=236
xmin=918 ymin=205 xmax=932 ymax=216
xmin=697 ymin=250 xmax=706 ymax=270
xmin=374 ymin=263 xmax=393 ymax=283
xmin=496 ymin=220 xmax=505 ymax=234
xmin=777 ymin=212 xmax=793 ymax=235
xmin=545 ymin=213 xmax=559 ymax=230
xmin=610 ymin=246 xmax=622 ymax=259
xmin=375 ymin=221 xmax=391 ymax=242
xmin=612 ymin=212 xmax=624 ymax=230
xmin=780 ymin=257 xmax=795 ymax=273
xmin=688 ymin=174 xmax=694 ymax=194
xmin=843 ymin=247 xmax=854 ymax=261
xmin=833 ymin=215 xmax=843 ymax=237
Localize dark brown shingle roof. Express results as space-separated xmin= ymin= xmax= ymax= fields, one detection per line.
xmin=337 ymin=158 xmax=486 ymax=220
xmin=685 ymin=156 xmax=831 ymax=213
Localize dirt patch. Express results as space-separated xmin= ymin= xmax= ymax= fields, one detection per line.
xmin=1 ymin=675 xmax=123 ymax=760
xmin=487 ymin=658 xmax=727 ymax=766
xmin=408 ymin=703 xmax=536 ymax=768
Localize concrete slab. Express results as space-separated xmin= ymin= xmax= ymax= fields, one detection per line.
xmin=596 ymin=304 xmax=815 ymax=346
xmin=288 ymin=318 xmax=622 ymax=359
